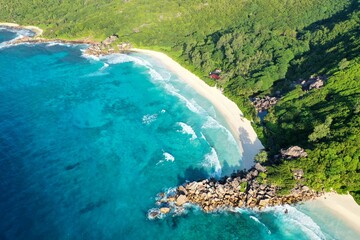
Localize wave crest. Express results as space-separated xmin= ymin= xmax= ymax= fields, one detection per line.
xmin=177 ymin=122 xmax=197 ymax=140
xmin=202 ymin=148 xmax=222 ymax=177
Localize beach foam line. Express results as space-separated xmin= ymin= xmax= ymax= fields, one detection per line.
xmin=0 ymin=22 xmax=43 ymax=36
xmin=131 ymin=48 xmax=264 ymax=169
xmin=249 ymin=215 xmax=271 ymax=234
xmin=202 ymin=147 xmax=222 ymax=177
xmin=264 ymin=205 xmax=326 ymax=240
xmin=314 ymin=193 xmax=360 ymax=235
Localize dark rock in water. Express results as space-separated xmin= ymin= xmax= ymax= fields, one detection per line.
xmin=64 ymin=162 xmax=80 ymax=171
xmin=148 ymin=209 xmax=161 ymax=219
xmin=79 ymin=200 xmax=107 ymax=215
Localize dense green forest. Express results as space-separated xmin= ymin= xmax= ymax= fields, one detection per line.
xmin=1 ymin=0 xmax=359 ymax=202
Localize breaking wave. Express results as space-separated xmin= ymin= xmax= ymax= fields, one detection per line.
xmin=250 ymin=216 xmax=272 ymax=234
xmin=202 ymin=148 xmax=222 ymax=177
xmin=177 ymin=122 xmax=197 ymax=140
xmin=163 ymin=152 xmax=175 ymax=162
xmin=265 ymin=205 xmax=326 ymax=240
xmin=202 ymin=116 xmax=237 ymax=144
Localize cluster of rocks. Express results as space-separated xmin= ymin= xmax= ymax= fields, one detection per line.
xmin=148 ymin=163 xmax=321 ymax=219
xmin=7 ymin=33 xmax=132 ymax=57
xmin=280 ymin=146 xmax=308 ymax=159
xmin=251 ymin=96 xmax=278 ymax=112
xmin=9 ymin=36 xmax=93 ymax=45
xmin=299 ymin=75 xmax=326 ymax=91
xmin=84 ymin=35 xmax=132 ymax=56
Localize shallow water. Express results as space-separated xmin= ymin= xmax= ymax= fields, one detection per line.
xmin=0 ymin=29 xmax=358 ymax=240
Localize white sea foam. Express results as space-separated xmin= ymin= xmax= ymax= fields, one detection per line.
xmin=250 ymin=216 xmax=271 ymax=234
xmin=177 ymin=122 xmax=197 ymax=140
xmin=202 ymin=148 xmax=222 ymax=177
xmin=163 ymin=152 xmax=175 ymax=162
xmin=100 ymin=63 xmax=109 ymax=71
xmin=142 ymin=114 xmax=158 ymax=125
xmin=163 ymin=83 xmax=205 ymax=114
xmin=81 ymin=51 xmax=100 ymax=61
xmin=46 ymin=42 xmax=73 ymax=48
xmin=202 ymin=116 xmax=237 ymax=145
xmin=266 ymin=205 xmax=326 ymax=240
xmin=148 ymin=68 xmax=164 ymax=81
xmin=200 ymin=132 xmax=207 ymax=140
xmin=100 ymin=54 xmax=175 ymax=83
xmin=100 ymin=53 xmax=152 ymax=67
xmin=85 ymin=71 xmax=109 ymax=78
xmin=0 ymin=28 xmax=41 ymax=50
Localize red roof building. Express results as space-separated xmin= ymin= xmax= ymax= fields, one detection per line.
xmin=209 ymin=73 xmax=221 ymax=80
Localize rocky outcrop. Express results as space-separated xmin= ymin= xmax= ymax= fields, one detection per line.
xmin=5 ymin=32 xmax=132 ymax=57
xmin=300 ymin=75 xmax=326 ymax=91
xmin=251 ymin=96 xmax=278 ymax=112
xmin=255 ymin=163 xmax=267 ymax=172
xmin=83 ymin=35 xmax=132 ymax=56
xmin=281 ymin=146 xmax=308 ymax=159
xmin=293 ymin=169 xmax=304 ymax=180
xmin=148 ymin=163 xmax=321 ymax=219
xmin=9 ymin=36 xmax=93 ymax=45
xmin=84 ymin=40 xmax=132 ymax=56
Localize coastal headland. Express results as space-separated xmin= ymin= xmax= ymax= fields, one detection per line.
xmin=1 ymin=23 xmax=359 ymax=233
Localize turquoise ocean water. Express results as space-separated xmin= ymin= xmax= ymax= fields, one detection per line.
xmin=0 ymin=28 xmax=359 ymax=240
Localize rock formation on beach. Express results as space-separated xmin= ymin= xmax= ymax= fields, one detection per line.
xmin=84 ymin=35 xmax=132 ymax=56
xmin=2 ymin=27 xmax=131 ymax=57
xmin=148 ymin=163 xmax=321 ymax=219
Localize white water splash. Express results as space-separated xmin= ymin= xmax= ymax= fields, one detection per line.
xmin=100 ymin=63 xmax=109 ymax=71
xmin=265 ymin=205 xmax=326 ymax=240
xmin=250 ymin=216 xmax=272 ymax=234
xmin=202 ymin=116 xmax=237 ymax=144
xmin=163 ymin=152 xmax=175 ymax=162
xmin=177 ymin=122 xmax=197 ymax=140
xmin=202 ymin=148 xmax=222 ymax=177
xmin=142 ymin=114 xmax=158 ymax=125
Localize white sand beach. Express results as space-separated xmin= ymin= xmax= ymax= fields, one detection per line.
xmin=0 ymin=22 xmax=43 ymax=36
xmin=131 ymin=48 xmax=264 ymax=169
xmin=314 ymin=192 xmax=360 ymax=234
xmin=131 ymin=49 xmax=360 ymax=235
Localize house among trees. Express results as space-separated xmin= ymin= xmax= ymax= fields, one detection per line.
xmin=209 ymin=69 xmax=222 ymax=80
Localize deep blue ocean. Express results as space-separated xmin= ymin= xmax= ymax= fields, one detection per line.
xmin=0 ymin=28 xmax=359 ymax=240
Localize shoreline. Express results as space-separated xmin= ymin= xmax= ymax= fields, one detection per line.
xmin=131 ymin=48 xmax=264 ymax=170
xmin=0 ymin=22 xmax=43 ymax=36
xmin=1 ymin=24 xmax=359 ymax=235
xmin=311 ymin=193 xmax=360 ymax=235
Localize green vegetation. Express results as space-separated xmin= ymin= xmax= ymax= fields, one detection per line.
xmin=254 ymin=150 xmax=268 ymax=163
xmin=1 ymin=0 xmax=359 ymax=202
